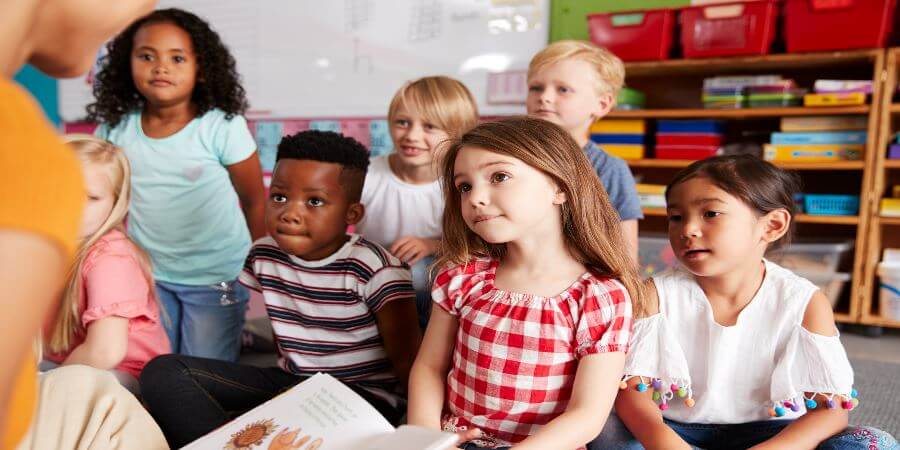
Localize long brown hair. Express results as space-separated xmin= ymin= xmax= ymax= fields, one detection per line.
xmin=435 ymin=117 xmax=646 ymax=316
xmin=48 ymin=135 xmax=157 ymax=353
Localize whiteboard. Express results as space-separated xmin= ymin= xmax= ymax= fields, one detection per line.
xmin=58 ymin=0 xmax=547 ymax=121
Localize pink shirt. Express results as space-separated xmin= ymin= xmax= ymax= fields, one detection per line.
xmin=45 ymin=229 xmax=170 ymax=377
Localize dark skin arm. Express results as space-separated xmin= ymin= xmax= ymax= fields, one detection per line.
xmin=374 ymin=298 xmax=421 ymax=389
xmin=227 ymin=152 xmax=267 ymax=241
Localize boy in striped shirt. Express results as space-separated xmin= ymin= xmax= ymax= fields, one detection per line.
xmin=140 ymin=131 xmax=421 ymax=448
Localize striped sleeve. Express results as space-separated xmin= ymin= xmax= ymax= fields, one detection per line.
xmin=363 ymin=265 xmax=414 ymax=312
xmin=239 ymin=246 xmax=261 ymax=291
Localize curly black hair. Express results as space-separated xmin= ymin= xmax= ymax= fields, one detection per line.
xmin=86 ymin=8 xmax=248 ymax=127
xmin=277 ymin=130 xmax=371 ymax=201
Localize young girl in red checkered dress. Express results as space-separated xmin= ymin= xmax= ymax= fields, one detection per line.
xmin=407 ymin=117 xmax=648 ymax=450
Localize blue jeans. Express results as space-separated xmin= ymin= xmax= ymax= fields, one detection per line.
xmin=589 ymin=413 xmax=899 ymax=450
xmin=411 ymin=255 xmax=434 ymax=330
xmin=156 ymin=279 xmax=249 ymax=362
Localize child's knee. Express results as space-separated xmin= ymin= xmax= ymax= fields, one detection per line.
xmin=140 ymin=354 xmax=189 ymax=396
xmin=820 ymin=426 xmax=899 ymax=450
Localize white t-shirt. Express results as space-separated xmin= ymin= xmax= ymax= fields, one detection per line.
xmin=356 ymin=155 xmax=443 ymax=248
xmin=624 ymin=260 xmax=855 ymax=424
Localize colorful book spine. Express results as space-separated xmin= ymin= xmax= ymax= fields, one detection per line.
xmin=770 ymin=131 xmax=867 ymax=145
xmin=591 ymin=119 xmax=646 ymax=134
xmin=590 ymin=133 xmax=645 ymax=145
xmin=780 ymin=116 xmax=867 ymax=132
xmin=763 ymin=144 xmax=864 ymax=161
xmin=599 ymin=144 xmax=645 ymax=160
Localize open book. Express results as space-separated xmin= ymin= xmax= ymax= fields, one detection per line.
xmin=183 ymin=373 xmax=458 ymax=450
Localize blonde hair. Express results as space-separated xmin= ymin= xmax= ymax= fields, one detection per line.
xmin=436 ymin=117 xmax=646 ymax=316
xmin=528 ymin=40 xmax=625 ymax=98
xmin=387 ymin=76 xmax=479 ymax=139
xmin=48 ymin=135 xmax=156 ymax=353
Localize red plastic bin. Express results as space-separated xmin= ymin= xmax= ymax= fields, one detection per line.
xmin=680 ymin=0 xmax=779 ymax=58
xmin=656 ymin=133 xmax=723 ymax=146
xmin=785 ymin=0 xmax=897 ymax=52
xmin=655 ymin=145 xmax=721 ymax=159
xmin=587 ymin=9 xmax=676 ymax=61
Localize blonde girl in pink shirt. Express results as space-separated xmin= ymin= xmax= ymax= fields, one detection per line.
xmin=43 ymin=135 xmax=170 ymax=394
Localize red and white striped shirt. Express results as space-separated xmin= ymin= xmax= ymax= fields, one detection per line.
xmin=240 ymin=234 xmax=414 ymax=406
xmin=433 ymin=258 xmax=633 ymax=447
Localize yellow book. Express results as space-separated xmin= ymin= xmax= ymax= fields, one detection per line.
xmin=636 ymin=184 xmax=667 ymax=195
xmin=763 ymin=144 xmax=863 ymax=161
xmin=591 ymin=120 xmax=646 ymax=134
xmin=882 ymin=198 xmax=900 ymax=217
xmin=803 ymin=93 xmax=867 ymax=107
xmin=601 ymin=144 xmax=644 ymax=160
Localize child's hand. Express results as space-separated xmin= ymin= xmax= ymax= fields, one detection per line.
xmin=268 ymin=428 xmax=309 ymax=450
xmin=454 ymin=427 xmax=482 ymax=449
xmin=390 ymin=237 xmax=436 ymax=265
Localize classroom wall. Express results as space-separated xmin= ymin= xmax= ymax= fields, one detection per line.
xmin=14 ymin=64 xmax=60 ymax=126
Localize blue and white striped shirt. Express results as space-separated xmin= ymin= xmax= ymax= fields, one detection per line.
xmin=239 ymin=234 xmax=414 ymax=406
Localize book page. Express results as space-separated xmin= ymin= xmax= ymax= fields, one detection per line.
xmin=183 ymin=373 xmax=394 ymax=450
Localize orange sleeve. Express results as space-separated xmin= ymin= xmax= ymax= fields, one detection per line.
xmin=0 ymin=78 xmax=85 ymax=447
xmin=0 ymin=79 xmax=85 ymax=259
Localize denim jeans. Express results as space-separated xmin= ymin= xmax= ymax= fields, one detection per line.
xmin=156 ymin=278 xmax=249 ymax=362
xmin=140 ymin=354 xmax=403 ymax=448
xmin=588 ymin=413 xmax=899 ymax=450
xmin=410 ymin=255 xmax=434 ymax=330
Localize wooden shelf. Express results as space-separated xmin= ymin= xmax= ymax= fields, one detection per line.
xmin=628 ymin=159 xmax=865 ymax=170
xmin=795 ymin=214 xmax=859 ymax=225
xmin=885 ymin=160 xmax=900 ymax=169
xmin=880 ymin=216 xmax=900 ymax=226
xmin=862 ymin=316 xmax=900 ymax=328
xmin=642 ymin=209 xmax=858 ymax=224
xmin=891 ymin=104 xmax=900 ymax=113
xmin=607 ymin=106 xmax=869 ymax=119
xmin=834 ymin=312 xmax=854 ymax=324
xmin=623 ymin=50 xmax=881 ymax=77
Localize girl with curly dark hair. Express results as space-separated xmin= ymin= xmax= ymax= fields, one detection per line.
xmin=90 ymin=8 xmax=266 ymax=363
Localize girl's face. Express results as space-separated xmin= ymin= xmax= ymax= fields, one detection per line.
xmin=79 ymin=162 xmax=117 ymax=239
xmin=131 ymin=22 xmax=198 ymax=109
xmin=390 ymin=103 xmax=450 ymax=169
xmin=452 ymin=146 xmax=565 ymax=244
xmin=665 ymin=177 xmax=776 ymax=277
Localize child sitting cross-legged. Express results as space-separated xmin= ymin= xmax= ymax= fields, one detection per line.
xmin=140 ymin=131 xmax=421 ymax=448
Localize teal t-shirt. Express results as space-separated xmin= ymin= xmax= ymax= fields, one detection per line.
xmin=96 ymin=109 xmax=256 ymax=285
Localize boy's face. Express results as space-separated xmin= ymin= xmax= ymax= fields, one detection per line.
xmin=266 ymin=160 xmax=364 ymax=260
xmin=526 ymin=58 xmax=614 ymax=142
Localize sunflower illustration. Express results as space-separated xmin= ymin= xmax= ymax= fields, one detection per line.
xmin=223 ymin=419 xmax=278 ymax=450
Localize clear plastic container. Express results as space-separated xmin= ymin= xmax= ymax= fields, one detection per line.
xmin=638 ymin=234 xmax=678 ymax=277
xmin=766 ymin=240 xmax=854 ymax=273
xmin=799 ymin=271 xmax=851 ymax=307
xmin=878 ymin=260 xmax=900 ymax=321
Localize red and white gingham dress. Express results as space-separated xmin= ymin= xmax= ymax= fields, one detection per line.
xmin=432 ymin=258 xmax=633 ymax=448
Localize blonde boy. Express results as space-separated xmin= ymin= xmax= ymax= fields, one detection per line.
xmin=355 ymin=76 xmax=479 ymax=329
xmin=526 ymin=40 xmax=642 ymax=260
